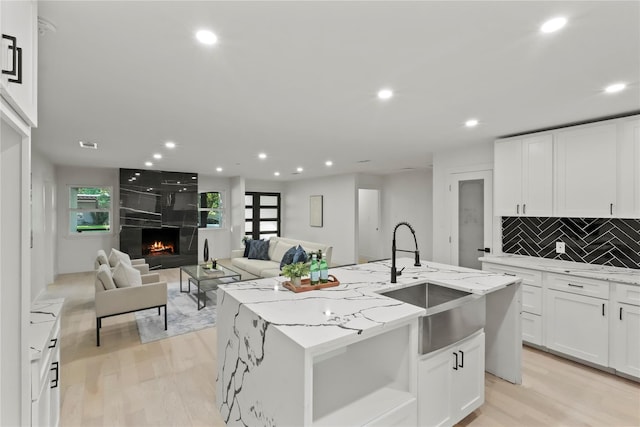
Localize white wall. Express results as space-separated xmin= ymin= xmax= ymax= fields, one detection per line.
xmin=198 ymin=175 xmax=232 ymax=261
xmin=432 ymin=142 xmax=494 ymax=264
xmin=56 ymin=166 xmax=119 ymax=274
xmin=284 ymin=174 xmax=357 ymax=266
xmin=381 ymin=169 xmax=433 ymax=261
xmin=229 ymin=176 xmax=246 ymax=253
xmin=31 ymin=147 xmax=56 ymax=299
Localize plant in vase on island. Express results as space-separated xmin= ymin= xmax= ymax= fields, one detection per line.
xmin=281 ymin=262 xmax=310 ymax=287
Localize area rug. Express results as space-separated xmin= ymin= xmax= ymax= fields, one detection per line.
xmin=135 ymin=281 xmax=217 ymax=344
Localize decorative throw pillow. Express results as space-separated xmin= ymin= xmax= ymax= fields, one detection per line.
xmin=292 ymin=245 xmax=308 ymax=264
xmin=280 ymin=245 xmax=298 ymax=270
xmin=112 ymin=262 xmax=142 ymax=288
xmin=243 ymin=239 xmax=253 ymax=258
xmin=248 ymin=239 xmax=270 ymax=260
xmin=97 ymin=264 xmax=116 ymax=290
xmin=96 ymin=250 xmax=109 ymax=267
xmin=108 ymin=248 xmax=132 ymax=268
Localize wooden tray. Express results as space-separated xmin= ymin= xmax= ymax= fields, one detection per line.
xmin=283 ymin=275 xmax=340 ymax=293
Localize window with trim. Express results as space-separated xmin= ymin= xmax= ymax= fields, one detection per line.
xmin=245 ymin=192 xmax=281 ymax=240
xmin=198 ymin=191 xmax=224 ymax=228
xmin=69 ymin=186 xmax=112 ymax=234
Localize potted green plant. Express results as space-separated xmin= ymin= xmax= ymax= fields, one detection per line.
xmin=281 ymin=262 xmax=310 ymax=287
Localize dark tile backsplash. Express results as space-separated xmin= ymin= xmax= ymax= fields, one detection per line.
xmin=502 ymin=217 xmax=640 ymax=269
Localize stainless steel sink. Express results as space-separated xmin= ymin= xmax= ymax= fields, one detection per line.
xmin=381 ymin=283 xmax=485 ymax=354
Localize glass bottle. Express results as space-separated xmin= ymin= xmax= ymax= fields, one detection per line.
xmin=319 ymin=251 xmax=329 ymax=283
xmin=310 ymin=253 xmax=320 ymax=285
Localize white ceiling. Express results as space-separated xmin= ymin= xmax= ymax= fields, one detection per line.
xmin=33 ymin=1 xmax=640 ymax=181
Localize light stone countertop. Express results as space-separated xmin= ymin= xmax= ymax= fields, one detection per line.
xmin=480 ymin=254 xmax=640 ymax=286
xmin=30 ymin=298 xmax=64 ymax=361
xmin=218 ymin=258 xmax=520 ymax=352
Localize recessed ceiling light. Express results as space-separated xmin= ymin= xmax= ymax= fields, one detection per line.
xmin=196 ymin=30 xmax=218 ymax=45
xmin=145 ymin=161 xmax=153 ymax=167
xmin=540 ymin=17 xmax=567 ymax=34
xmin=258 ymin=153 xmax=267 ymax=159
xmin=216 ymin=167 xmax=222 ymax=172
xmin=377 ymin=88 xmax=393 ymax=100
xmin=165 ymin=141 xmax=176 ymax=149
xmin=191 ymin=176 xmax=197 ymax=180
xmin=465 ymin=119 xmax=479 ymax=127
xmin=153 ymin=153 xmax=162 ymax=160
xmin=325 ymin=160 xmax=333 ymax=167
xmin=183 ymin=187 xmax=187 ymax=191
xmin=604 ymin=82 xmax=627 ymax=94
xmin=135 ymin=172 xmax=140 ymax=176
xmin=78 ymin=140 xmax=98 ymax=149
xmin=131 ymin=177 xmax=136 ymax=181
xmin=274 ymin=172 xmax=280 ymax=176
xmin=296 ymin=167 xmax=304 ymax=172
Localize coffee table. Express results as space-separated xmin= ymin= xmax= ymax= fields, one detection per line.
xmin=180 ymin=264 xmax=242 ymax=310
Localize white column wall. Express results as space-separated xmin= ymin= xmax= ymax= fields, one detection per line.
xmin=229 ymin=176 xmax=246 ymax=253
xmin=31 ymin=147 xmax=56 ymax=299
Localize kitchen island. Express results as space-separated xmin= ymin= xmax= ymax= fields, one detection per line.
xmin=216 ymin=258 xmax=521 ymax=426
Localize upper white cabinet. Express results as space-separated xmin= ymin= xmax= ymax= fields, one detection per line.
xmin=0 ymin=0 xmax=38 ymax=126
xmin=554 ymin=123 xmax=617 ymax=218
xmin=494 ymin=115 xmax=639 ymax=219
xmin=617 ymin=118 xmax=640 ymax=218
xmin=494 ymin=134 xmax=553 ymax=217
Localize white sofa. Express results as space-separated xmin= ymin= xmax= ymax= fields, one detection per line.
xmin=230 ymin=236 xmax=333 ymax=278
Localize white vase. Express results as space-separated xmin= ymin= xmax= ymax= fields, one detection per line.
xmin=291 ymin=276 xmax=302 ymax=287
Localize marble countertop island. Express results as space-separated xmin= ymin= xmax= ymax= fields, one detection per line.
xmin=216 ymin=258 xmax=521 ymax=426
xmin=480 ymin=254 xmax=640 ymax=285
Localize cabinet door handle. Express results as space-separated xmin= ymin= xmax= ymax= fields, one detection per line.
xmin=567 ymin=283 xmax=584 ymax=288
xmin=620 ymin=306 xmax=623 ymax=320
xmin=610 ymin=203 xmax=613 ymax=215
xmin=49 ymin=338 xmax=58 ymax=349
xmin=50 ymin=362 xmax=59 ymax=389
xmin=1 ymin=34 xmax=23 ymax=84
xmin=459 ymin=350 xmax=464 ymax=368
xmin=602 ymin=303 xmax=605 ymax=317
xmin=516 ymin=204 xmax=520 ymax=215
xmin=523 ymin=204 xmax=526 ymax=215
xmin=453 ymin=352 xmax=458 ymax=370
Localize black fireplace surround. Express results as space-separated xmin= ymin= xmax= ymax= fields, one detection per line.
xmin=119 ymin=168 xmax=198 ymax=269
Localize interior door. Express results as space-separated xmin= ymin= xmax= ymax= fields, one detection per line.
xmin=358 ymin=189 xmax=382 ymax=262
xmin=450 ymin=170 xmax=493 ymax=269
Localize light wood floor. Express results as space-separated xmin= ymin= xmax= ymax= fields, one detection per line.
xmin=46 ymin=268 xmax=640 ymax=427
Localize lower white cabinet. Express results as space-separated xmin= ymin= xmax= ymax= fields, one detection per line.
xmin=545 ymin=288 xmax=609 ymax=366
xmin=418 ymin=332 xmax=485 ymax=427
xmin=611 ymin=282 xmax=640 ymax=378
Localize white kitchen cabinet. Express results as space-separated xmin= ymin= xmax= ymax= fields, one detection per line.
xmin=418 ymin=332 xmax=484 ymax=427
xmin=554 ymin=123 xmax=617 ymax=217
xmin=0 ymin=0 xmax=38 ymax=126
xmin=545 ymin=288 xmax=609 ymax=366
xmin=482 ymin=263 xmax=543 ymax=345
xmin=617 ymin=118 xmax=640 ymax=218
xmin=494 ymin=134 xmax=553 ymax=217
xmin=611 ymin=283 xmax=640 ymax=378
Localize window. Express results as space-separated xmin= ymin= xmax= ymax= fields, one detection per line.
xmin=69 ymin=186 xmax=112 ymax=234
xmin=245 ymin=192 xmax=281 ymax=240
xmin=198 ymin=191 xmax=224 ymax=228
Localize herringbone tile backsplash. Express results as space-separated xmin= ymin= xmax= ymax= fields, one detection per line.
xmin=502 ymin=217 xmax=640 ymax=269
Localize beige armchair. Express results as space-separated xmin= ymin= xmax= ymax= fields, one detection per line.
xmin=94 ymin=264 xmax=167 ymax=346
xmin=95 ymin=249 xmax=150 ymax=274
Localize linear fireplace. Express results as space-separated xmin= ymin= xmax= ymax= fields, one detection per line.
xmin=142 ymin=228 xmax=178 ymax=256
xmin=119 ymin=168 xmax=198 ymax=269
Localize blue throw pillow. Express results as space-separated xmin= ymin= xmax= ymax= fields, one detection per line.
xmin=243 ymin=239 xmax=253 ymax=258
xmin=292 ymin=245 xmax=308 ymax=264
xmin=248 ymin=239 xmax=270 ymax=260
xmin=280 ymin=246 xmax=298 ymax=270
